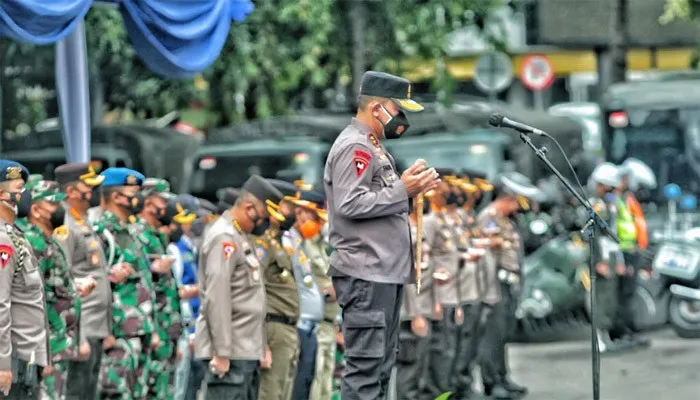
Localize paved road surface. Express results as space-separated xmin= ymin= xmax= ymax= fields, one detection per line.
xmin=507 ymin=329 xmax=700 ymax=400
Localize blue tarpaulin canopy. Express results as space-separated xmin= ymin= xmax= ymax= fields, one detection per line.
xmin=0 ymin=0 xmax=254 ymax=162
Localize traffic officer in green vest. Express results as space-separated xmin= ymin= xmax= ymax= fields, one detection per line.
xmin=587 ymin=162 xmax=626 ymax=354
xmin=613 ymin=162 xmax=652 ymax=349
xmin=23 ymin=179 xmax=98 ymax=400
xmin=476 ymin=172 xmax=540 ymax=399
xmin=94 ymin=168 xmax=157 ymax=400
xmin=53 ymin=162 xmax=112 ymax=400
xmin=195 ymin=175 xmax=283 ymax=400
xmin=255 ymin=179 xmax=300 ymax=400
xmin=0 ymin=161 xmax=49 ymax=399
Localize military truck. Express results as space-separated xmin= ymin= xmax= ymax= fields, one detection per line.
xmin=1 ymin=124 xmax=202 ymax=192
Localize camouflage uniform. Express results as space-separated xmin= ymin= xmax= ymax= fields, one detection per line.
xmin=96 ymin=208 xmax=156 ymax=399
xmin=20 ymin=181 xmax=80 ymax=400
xmin=135 ymin=217 xmax=182 ymax=400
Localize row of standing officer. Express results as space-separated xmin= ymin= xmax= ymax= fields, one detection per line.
xmin=193 ymin=174 xmax=340 ymax=400
xmin=0 ymin=160 xmax=198 ymax=400
xmin=396 ymin=167 xmax=542 ymax=400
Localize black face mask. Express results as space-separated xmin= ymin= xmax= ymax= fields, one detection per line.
xmin=446 ymin=192 xmax=461 ymax=206
xmin=50 ymin=206 xmax=66 ymax=229
xmin=89 ymin=189 xmax=101 ymax=208
xmin=9 ymin=190 xmax=32 ymax=218
xmin=170 ymin=225 xmax=184 ymax=243
xmin=378 ymin=106 xmax=410 ymax=140
xmin=118 ymin=192 xmax=145 ymax=215
xmin=278 ymin=212 xmax=296 ymax=232
xmin=249 ymin=207 xmax=270 ymax=236
xmin=456 ymin=194 xmax=467 ymax=207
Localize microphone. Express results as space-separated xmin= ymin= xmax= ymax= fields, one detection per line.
xmin=488 ymin=113 xmax=546 ymax=136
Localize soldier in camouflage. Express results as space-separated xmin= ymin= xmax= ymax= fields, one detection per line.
xmin=22 ymin=180 xmax=97 ymax=400
xmin=94 ymin=168 xmax=158 ymax=400
xmin=137 ymin=178 xmax=184 ymax=400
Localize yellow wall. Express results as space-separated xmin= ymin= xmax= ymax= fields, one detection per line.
xmin=402 ymin=48 xmax=695 ymax=82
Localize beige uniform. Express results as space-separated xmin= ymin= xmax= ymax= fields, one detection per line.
xmin=446 ymin=210 xmax=481 ymax=304
xmin=57 ymin=208 xmax=111 ymax=338
xmin=195 ymin=211 xmax=266 ymax=361
xmin=401 ymin=222 xmax=434 ymax=320
xmin=0 ymin=221 xmax=48 ymax=369
xmin=476 ymin=206 xmax=523 ymax=305
xmin=423 ymin=211 xmax=460 ymax=306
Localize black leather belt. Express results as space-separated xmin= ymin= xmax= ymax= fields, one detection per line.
xmin=324 ymin=317 xmax=336 ymax=324
xmin=266 ymin=314 xmax=297 ymax=326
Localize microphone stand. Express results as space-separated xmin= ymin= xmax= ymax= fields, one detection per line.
xmin=517 ymin=132 xmax=618 ymax=400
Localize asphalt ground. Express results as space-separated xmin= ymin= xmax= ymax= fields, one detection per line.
xmin=505 ymin=328 xmax=700 ymax=400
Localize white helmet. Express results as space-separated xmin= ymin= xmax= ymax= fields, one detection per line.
xmin=589 ymin=162 xmax=621 ymax=189
xmin=621 ymin=158 xmax=657 ymax=190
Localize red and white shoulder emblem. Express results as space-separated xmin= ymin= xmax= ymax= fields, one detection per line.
xmin=222 ymin=241 xmax=236 ymax=260
xmin=0 ymin=244 xmax=14 ymax=269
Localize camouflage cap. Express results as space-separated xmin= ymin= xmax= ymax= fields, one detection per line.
xmin=142 ymin=178 xmax=172 ymax=198
xmin=26 ymin=180 xmax=66 ymax=203
xmin=26 ymin=174 xmax=44 ymax=186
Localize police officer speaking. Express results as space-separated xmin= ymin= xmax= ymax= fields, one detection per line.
xmin=323 ymin=70 xmax=440 ymax=400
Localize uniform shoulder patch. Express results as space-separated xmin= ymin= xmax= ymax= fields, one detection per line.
xmin=353 ymin=157 xmax=369 ymax=176
xmin=354 ymin=149 xmax=372 ymax=162
xmin=0 ymin=244 xmax=14 ymax=269
xmin=222 ymin=241 xmax=236 ymax=261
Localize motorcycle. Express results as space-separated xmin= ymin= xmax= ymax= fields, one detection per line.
xmin=652 ymin=184 xmax=700 ymax=339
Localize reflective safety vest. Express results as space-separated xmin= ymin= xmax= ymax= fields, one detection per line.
xmin=626 ymin=193 xmax=648 ymax=250
xmin=616 ymin=197 xmax=638 ymax=251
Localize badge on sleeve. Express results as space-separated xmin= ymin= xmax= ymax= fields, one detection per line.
xmin=0 ymin=244 xmax=14 ymax=269
xmin=353 ymin=149 xmax=371 ymax=177
xmin=222 ymin=241 xmax=236 ymax=261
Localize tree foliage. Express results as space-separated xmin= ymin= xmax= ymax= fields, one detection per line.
xmin=1 ymin=0 xmax=506 ymax=132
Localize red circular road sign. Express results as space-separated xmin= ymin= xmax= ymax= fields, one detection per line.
xmin=520 ymin=55 xmax=555 ymax=91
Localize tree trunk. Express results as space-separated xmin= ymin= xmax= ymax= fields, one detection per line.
xmin=350 ymin=0 xmax=367 ymax=107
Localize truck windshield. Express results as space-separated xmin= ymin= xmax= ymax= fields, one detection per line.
xmin=190 ymin=150 xmax=323 ymax=200
xmin=606 ymin=108 xmax=697 ymax=194
xmin=390 ymin=143 xmax=499 ymax=178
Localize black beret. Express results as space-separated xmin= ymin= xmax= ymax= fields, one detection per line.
xmin=435 ymin=167 xmax=456 ymax=177
xmin=242 ymin=175 xmax=284 ymax=205
xmin=268 ymin=179 xmax=300 ymax=199
xmin=197 ymin=198 xmax=218 ymax=216
xmin=461 ymin=168 xmax=487 ymax=181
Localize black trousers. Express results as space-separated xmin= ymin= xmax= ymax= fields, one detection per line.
xmin=292 ymin=325 xmax=318 ymax=400
xmin=2 ymin=359 xmax=42 ymax=400
xmin=479 ymin=283 xmax=517 ymax=387
xmin=332 ymin=276 xmax=404 ymax=400
xmin=421 ymin=306 xmax=460 ymax=398
xmin=611 ymin=250 xmax=639 ymax=339
xmin=452 ymin=303 xmax=484 ymax=397
xmin=65 ymin=337 xmax=103 ymax=400
xmin=396 ymin=320 xmax=430 ymax=400
xmin=184 ymin=359 xmax=207 ymax=400
xmin=203 ymin=359 xmax=260 ymax=400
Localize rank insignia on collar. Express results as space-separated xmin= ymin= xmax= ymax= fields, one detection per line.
xmin=222 ymin=241 xmax=236 ymax=260
xmin=0 ymin=244 xmax=14 ymax=269
xmin=5 ymin=167 xmax=21 ymax=180
xmin=354 ymin=157 xmax=369 ymax=177
xmin=53 ymin=225 xmax=69 ymax=241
